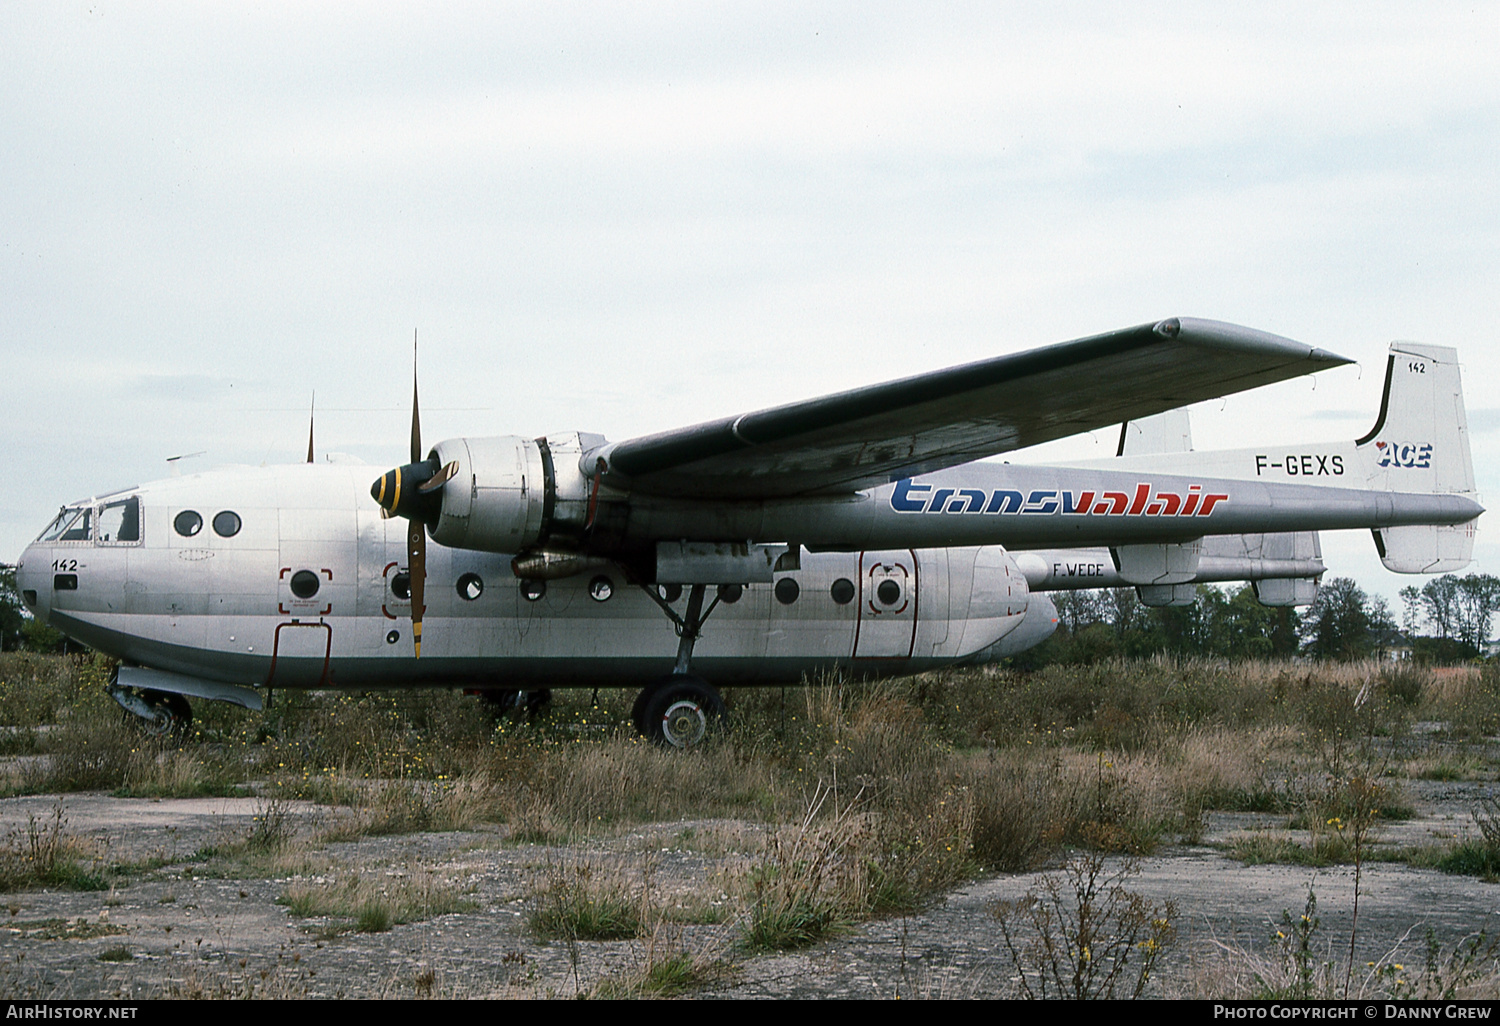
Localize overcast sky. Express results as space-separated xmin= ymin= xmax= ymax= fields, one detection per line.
xmin=4 ymin=2 xmax=1497 ymax=614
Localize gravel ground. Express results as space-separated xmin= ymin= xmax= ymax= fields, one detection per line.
xmin=0 ymin=784 xmax=1497 ymax=1000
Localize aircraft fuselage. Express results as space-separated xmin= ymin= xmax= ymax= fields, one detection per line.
xmin=17 ymin=463 xmax=1034 ymax=693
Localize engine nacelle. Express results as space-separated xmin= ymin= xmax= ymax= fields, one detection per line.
xmin=426 ymin=432 xmax=605 ymax=555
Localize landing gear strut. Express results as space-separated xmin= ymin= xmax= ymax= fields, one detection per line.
xmin=635 ymin=583 xmax=728 ymax=748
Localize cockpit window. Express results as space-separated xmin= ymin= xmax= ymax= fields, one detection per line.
xmin=40 ymin=507 xmax=91 ymax=543
xmin=97 ymin=497 xmax=141 ymax=544
xmin=39 ymin=509 xmax=71 ymax=541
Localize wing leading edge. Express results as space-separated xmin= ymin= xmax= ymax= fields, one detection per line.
xmin=598 ymin=317 xmax=1349 ymax=500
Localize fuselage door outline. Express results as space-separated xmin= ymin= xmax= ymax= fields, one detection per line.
xmin=852 ymin=550 xmax=918 ymax=660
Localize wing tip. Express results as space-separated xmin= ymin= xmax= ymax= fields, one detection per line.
xmin=1172 ymin=316 xmax=1352 ymax=367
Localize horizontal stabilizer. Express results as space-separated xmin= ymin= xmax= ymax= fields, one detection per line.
xmin=1111 ymin=539 xmax=1202 ymax=585
xmin=1203 ymin=530 xmax=1322 ymax=564
xmin=1373 ymin=519 xmax=1477 ymax=574
xmin=1019 ymin=531 xmax=1325 ymax=596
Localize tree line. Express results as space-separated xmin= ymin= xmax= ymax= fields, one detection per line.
xmin=1020 ymin=572 xmax=1500 ymax=667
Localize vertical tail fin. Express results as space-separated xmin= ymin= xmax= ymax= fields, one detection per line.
xmin=1117 ymin=408 xmax=1193 ymax=457
xmin=1356 ymin=343 xmax=1478 ymax=572
xmin=1066 ymin=340 xmax=1480 ymax=576
xmin=1354 ymin=343 xmax=1475 ymax=495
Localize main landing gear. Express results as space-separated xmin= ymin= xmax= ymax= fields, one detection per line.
xmin=632 ymin=675 xmax=727 ymax=748
xmin=635 ymin=583 xmax=729 ymax=748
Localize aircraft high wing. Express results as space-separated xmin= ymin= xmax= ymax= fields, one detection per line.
xmin=594 ymin=317 xmax=1347 ymax=499
xmin=379 ymin=323 xmax=1474 ymax=581
xmin=376 ymin=317 xmax=1346 ymax=521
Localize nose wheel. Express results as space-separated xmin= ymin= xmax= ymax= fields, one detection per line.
xmin=635 ymin=675 xmax=725 ymax=748
xmin=471 ymin=688 xmax=553 ymax=718
xmin=111 ymin=687 xmax=193 ymax=738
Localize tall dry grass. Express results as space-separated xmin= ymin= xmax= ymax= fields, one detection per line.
xmin=2 ymin=652 xmax=1495 ymax=897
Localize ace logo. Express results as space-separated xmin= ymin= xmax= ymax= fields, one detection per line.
xmin=1373 ymin=441 xmax=1432 ymax=469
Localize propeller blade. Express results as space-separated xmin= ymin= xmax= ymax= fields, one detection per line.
xmin=417 ymin=460 xmax=459 ymax=494
xmin=409 ymin=334 xmax=425 ymax=657
xmin=306 ymin=390 xmax=315 ymax=464
xmin=410 ymin=331 xmax=422 ymax=465
xmin=408 ymin=518 xmax=426 ymax=658
xmin=370 ymin=329 xmax=434 ymax=658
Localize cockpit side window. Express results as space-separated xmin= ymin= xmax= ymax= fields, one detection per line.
xmin=97 ymin=497 xmax=142 ymax=545
xmin=40 ymin=507 xmax=92 ymax=542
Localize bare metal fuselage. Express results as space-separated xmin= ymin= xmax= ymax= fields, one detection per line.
xmin=18 ymin=464 xmax=1033 ymax=692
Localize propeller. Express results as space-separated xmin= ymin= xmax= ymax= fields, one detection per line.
xmin=369 ymin=334 xmax=457 ymax=658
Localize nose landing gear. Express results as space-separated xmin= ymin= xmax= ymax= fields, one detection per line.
xmin=111 ymin=687 xmax=193 ymax=738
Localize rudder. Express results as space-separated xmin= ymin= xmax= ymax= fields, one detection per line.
xmin=1355 ymin=343 xmax=1478 ymax=572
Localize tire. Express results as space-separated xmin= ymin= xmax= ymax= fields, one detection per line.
xmin=474 ymin=689 xmax=522 ymax=715
xmin=630 ymin=685 xmax=657 ymax=737
xmin=641 ymin=675 xmax=725 ymax=749
xmin=475 ymin=689 xmax=549 ymax=719
xmin=138 ymin=690 xmax=192 ymax=738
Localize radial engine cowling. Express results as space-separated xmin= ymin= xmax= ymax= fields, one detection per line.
xmin=425 ymin=436 xmax=549 ymax=554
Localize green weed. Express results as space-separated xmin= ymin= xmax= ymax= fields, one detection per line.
xmin=278 ymin=868 xmax=474 ymax=936
xmin=991 ymin=853 xmax=1177 ymax=999
xmin=528 ymin=858 xmax=646 ymax=942
xmin=0 ymin=805 xmax=108 ymax=892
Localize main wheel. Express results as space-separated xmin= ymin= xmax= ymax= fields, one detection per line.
xmin=641 ymin=675 xmax=725 ymax=749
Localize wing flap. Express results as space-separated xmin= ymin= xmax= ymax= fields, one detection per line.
xmin=601 ymin=318 xmax=1348 ymax=500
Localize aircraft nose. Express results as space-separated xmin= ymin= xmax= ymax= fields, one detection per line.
xmin=15 ymin=545 xmax=48 ymax=620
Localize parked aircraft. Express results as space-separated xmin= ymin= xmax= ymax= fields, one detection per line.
xmin=15 ymin=318 xmax=1480 ymax=745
